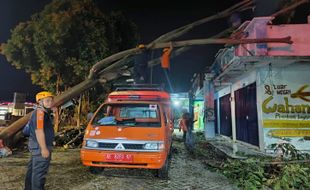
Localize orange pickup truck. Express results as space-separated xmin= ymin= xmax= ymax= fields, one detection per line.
xmin=80 ymin=86 xmax=174 ymax=178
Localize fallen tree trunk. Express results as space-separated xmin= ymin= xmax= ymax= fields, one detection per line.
xmin=0 ymin=79 xmax=98 ymax=140
xmin=0 ymin=36 xmax=292 ymax=140
xmin=146 ymin=26 xmax=237 ymax=68
xmin=91 ymin=36 xmax=292 ymax=78
xmin=145 ymin=0 xmax=308 ymax=68
xmin=0 ymin=113 xmax=32 ymax=140
xmin=152 ymin=0 xmax=253 ymax=43
xmin=271 ymin=0 xmax=309 ymax=18
xmin=149 ymin=36 xmax=293 ymax=48
xmin=96 ymin=0 xmax=254 ymax=76
xmin=1 ymin=0 xmax=305 ymax=142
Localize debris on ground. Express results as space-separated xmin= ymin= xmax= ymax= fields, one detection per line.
xmin=54 ymin=126 xmax=86 ymax=148
xmin=0 ymin=140 xmax=236 ymax=190
xmin=0 ymin=139 xmax=12 ymax=158
xmin=192 ymin=132 xmax=310 ymax=190
xmin=0 ymin=146 xmax=12 ymax=157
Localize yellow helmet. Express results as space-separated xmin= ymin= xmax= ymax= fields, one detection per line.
xmin=36 ymin=91 xmax=54 ymax=102
xmin=138 ymin=44 xmax=146 ymax=49
xmin=163 ymin=47 xmax=170 ymax=52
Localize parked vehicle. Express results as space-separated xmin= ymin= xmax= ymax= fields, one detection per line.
xmin=80 ymin=85 xmax=174 ymax=178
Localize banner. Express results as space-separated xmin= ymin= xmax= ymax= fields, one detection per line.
xmin=259 ymin=67 xmax=310 ymax=151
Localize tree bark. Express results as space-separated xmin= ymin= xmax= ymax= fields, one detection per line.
xmin=94 ymin=36 xmax=292 ymax=77
xmin=0 ymin=79 xmax=98 ymax=139
xmin=149 ymin=36 xmax=292 ymax=48
xmin=96 ymin=0 xmax=254 ymax=76
xmin=54 ymin=73 xmax=62 ymax=132
xmin=0 ymin=113 xmax=31 ymax=140
xmin=53 ymin=79 xmax=99 ymax=107
xmin=77 ymin=95 xmax=82 ymax=128
xmin=54 ymin=108 xmax=60 ymax=132
xmin=152 ymin=0 xmax=253 ymax=43
xmin=271 ymin=0 xmax=309 ymax=18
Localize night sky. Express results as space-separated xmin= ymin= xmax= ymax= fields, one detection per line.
xmin=0 ymin=0 xmax=50 ymax=101
xmin=1 ymin=0 xmax=309 ymax=102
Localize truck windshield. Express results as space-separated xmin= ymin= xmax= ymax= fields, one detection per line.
xmin=92 ymin=104 xmax=161 ymax=127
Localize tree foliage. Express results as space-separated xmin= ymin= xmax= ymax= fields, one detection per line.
xmin=1 ymin=0 xmax=138 ymax=93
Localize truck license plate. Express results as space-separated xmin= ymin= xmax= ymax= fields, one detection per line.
xmin=105 ymin=153 xmax=133 ymax=162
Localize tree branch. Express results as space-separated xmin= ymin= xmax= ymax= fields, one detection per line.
xmin=153 ymin=0 xmax=253 ymax=43
xmin=271 ymin=0 xmax=309 ymax=18
xmin=92 ymin=0 xmax=254 ymax=78
xmin=95 ymin=36 xmax=292 ymax=77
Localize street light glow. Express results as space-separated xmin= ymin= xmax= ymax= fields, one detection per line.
xmin=173 ymin=100 xmax=180 ymax=107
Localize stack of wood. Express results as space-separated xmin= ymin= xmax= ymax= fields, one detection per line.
xmin=54 ymin=126 xmax=86 ymax=148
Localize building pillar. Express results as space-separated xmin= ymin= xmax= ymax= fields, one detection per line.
xmin=204 ymin=74 xmax=215 ymax=139
xmin=230 ymin=85 xmax=238 ymax=154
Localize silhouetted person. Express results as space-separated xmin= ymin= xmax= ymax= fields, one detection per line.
xmin=133 ymin=44 xmax=150 ymax=84
xmin=179 ymin=111 xmax=190 ymax=142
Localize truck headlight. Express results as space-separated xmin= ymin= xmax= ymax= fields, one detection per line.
xmin=144 ymin=142 xmax=164 ymax=150
xmin=86 ymin=140 xmax=98 ymax=148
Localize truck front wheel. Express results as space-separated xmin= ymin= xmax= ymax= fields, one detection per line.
xmin=156 ymin=158 xmax=169 ymax=179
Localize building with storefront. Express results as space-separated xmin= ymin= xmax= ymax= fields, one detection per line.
xmin=202 ymin=16 xmax=310 ymax=152
xmin=190 ymin=73 xmax=205 ymax=131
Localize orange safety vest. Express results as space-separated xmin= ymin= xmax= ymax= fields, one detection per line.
xmin=0 ymin=139 xmax=4 ymax=148
xmin=178 ymin=118 xmax=188 ymax=132
xmin=161 ymin=48 xmax=172 ymax=69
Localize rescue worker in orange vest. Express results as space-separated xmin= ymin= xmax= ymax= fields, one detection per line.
xmin=178 ymin=111 xmax=190 ymax=142
xmin=161 ymin=43 xmax=174 ymax=92
xmin=161 ymin=43 xmax=173 ymax=70
xmin=25 ymin=91 xmax=55 ymax=190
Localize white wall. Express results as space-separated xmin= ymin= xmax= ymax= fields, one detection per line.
xmin=216 ymin=71 xmax=257 ymax=98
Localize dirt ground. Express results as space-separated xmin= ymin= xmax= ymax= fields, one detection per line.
xmin=0 ymin=139 xmax=236 ymax=190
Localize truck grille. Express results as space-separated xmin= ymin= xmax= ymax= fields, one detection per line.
xmin=123 ymin=144 xmax=144 ymax=150
xmin=98 ymin=143 xmax=118 ymax=149
xmin=97 ymin=143 xmax=144 ymax=150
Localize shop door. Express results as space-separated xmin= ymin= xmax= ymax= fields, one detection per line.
xmin=234 ymin=82 xmax=259 ymax=146
xmin=214 ymin=99 xmax=218 ymax=134
xmin=219 ymin=94 xmax=232 ymax=138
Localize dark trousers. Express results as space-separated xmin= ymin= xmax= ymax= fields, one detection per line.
xmin=25 ymin=154 xmax=51 ymax=190
xmin=182 ymin=131 xmax=187 ymax=142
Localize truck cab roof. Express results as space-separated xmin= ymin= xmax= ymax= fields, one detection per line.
xmin=108 ymin=90 xmax=170 ymax=103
